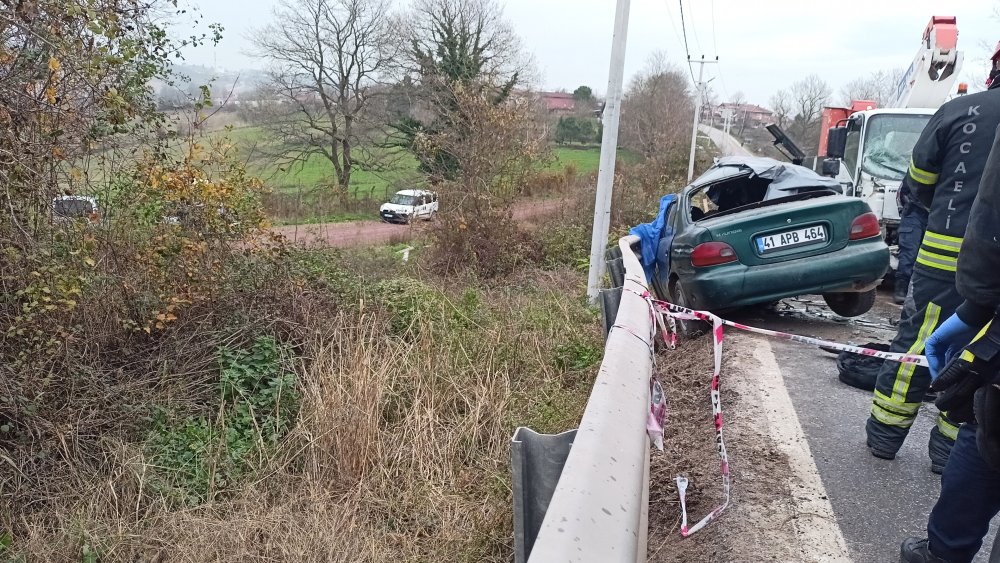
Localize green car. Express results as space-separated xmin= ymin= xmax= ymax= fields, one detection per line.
xmin=645 ymin=157 xmax=889 ymax=332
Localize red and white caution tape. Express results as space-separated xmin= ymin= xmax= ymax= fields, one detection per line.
xmin=651 ymin=299 xmax=928 ymax=367
xmin=638 ymin=295 xmax=926 ymax=538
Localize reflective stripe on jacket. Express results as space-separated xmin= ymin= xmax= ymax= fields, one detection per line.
xmin=911 ymin=89 xmax=1000 ymax=279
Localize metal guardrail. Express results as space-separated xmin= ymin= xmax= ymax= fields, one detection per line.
xmin=517 ymin=235 xmax=653 ymax=562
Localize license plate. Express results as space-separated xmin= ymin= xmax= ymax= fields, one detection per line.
xmin=756 ymin=225 xmax=827 ymax=253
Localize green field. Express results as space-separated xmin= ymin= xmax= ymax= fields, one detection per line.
xmin=204 ymin=126 xmax=422 ymax=200
xmin=548 ymin=146 xmax=638 ymax=175
xmin=208 ymin=126 xmax=608 ymax=198
xmin=189 ymin=125 xmax=620 ymax=225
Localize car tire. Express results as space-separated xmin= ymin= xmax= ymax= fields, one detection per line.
xmin=671 ymin=279 xmax=708 ymax=337
xmin=823 ymin=289 xmax=876 ymax=318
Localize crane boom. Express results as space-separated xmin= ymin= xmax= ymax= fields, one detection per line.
xmin=889 ymin=16 xmax=964 ymax=108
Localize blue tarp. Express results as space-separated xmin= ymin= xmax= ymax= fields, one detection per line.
xmin=629 ymin=194 xmax=676 ymax=282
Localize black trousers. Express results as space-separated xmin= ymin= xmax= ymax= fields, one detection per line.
xmin=866 ymin=269 xmax=962 ymax=467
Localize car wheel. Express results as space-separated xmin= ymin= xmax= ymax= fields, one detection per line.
xmin=823 ymin=289 xmax=876 ymax=317
xmin=671 ymin=279 xmax=708 ymax=337
xmin=605 ymin=246 xmax=625 ymax=289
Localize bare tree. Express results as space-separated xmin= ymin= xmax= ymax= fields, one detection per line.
xmin=251 ymin=0 xmax=400 ymax=190
xmin=839 ymin=68 xmax=904 ymax=106
xmin=787 ymin=74 xmax=831 ymax=150
xmin=768 ymin=89 xmax=792 ymax=128
xmin=619 ymin=54 xmax=694 ymax=170
xmin=727 ymin=91 xmax=752 ymax=131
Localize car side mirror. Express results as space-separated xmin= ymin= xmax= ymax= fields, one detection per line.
xmin=827 ymin=127 xmax=848 ymax=159
xmin=821 ymin=159 xmax=840 ymax=178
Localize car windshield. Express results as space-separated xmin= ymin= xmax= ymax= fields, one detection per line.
xmin=861 ymin=114 xmax=930 ymax=181
xmin=390 ymin=194 xmax=419 ymax=206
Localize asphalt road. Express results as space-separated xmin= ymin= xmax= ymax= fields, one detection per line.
xmin=729 ymin=293 xmax=998 ymax=562
xmin=700 ymin=125 xmax=753 ymax=157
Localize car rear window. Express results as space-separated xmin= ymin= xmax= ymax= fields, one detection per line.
xmin=689 ymin=176 xmax=837 ymax=222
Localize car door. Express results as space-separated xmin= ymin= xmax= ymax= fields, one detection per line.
xmin=652 ymin=201 xmax=678 ymax=299
xmin=668 ymin=190 xmax=712 ymax=280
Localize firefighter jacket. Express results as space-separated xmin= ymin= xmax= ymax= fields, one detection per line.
xmin=954 ymin=124 xmax=1000 ymax=363
xmin=911 ymin=87 xmax=1000 ymax=281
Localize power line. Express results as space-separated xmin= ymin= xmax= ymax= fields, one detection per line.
xmin=677 ymin=0 xmax=695 ymax=82
xmin=661 ymin=0 xmax=686 ymax=63
xmin=716 ymin=64 xmax=731 ymax=102
xmin=685 ymin=0 xmax=704 ymax=54
xmin=705 ymin=0 xmax=728 ymax=104
xmin=709 ymin=0 xmax=719 ymax=57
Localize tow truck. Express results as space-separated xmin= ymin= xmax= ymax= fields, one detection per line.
xmin=819 ymin=16 xmax=965 ymax=250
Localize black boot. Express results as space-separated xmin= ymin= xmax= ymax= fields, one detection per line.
xmin=894 ymin=278 xmax=909 ymax=305
xmin=900 ymin=537 xmax=951 ymax=562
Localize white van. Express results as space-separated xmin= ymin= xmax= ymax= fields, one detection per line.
xmin=379 ymin=189 xmax=438 ymax=224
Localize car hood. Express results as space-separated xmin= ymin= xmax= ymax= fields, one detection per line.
xmin=381 ymin=203 xmax=414 ymax=213
xmin=712 ymin=156 xmax=843 ymax=200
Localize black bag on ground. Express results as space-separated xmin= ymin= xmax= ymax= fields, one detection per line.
xmin=836 ymin=343 xmax=891 ymax=391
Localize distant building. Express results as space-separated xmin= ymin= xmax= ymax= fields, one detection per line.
xmin=538 ymin=91 xmax=577 ymax=113
xmin=708 ymin=103 xmax=775 ymax=128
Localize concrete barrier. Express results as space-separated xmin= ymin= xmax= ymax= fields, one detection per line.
xmin=522 ymin=235 xmax=653 ymax=562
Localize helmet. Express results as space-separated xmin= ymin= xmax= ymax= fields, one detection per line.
xmin=988 ymin=41 xmax=1000 ymax=88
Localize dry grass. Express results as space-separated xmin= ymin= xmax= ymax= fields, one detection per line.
xmin=3 ymin=253 xmax=598 ymax=562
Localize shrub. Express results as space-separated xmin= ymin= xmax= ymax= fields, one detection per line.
xmin=145 ymin=336 xmax=299 ymax=506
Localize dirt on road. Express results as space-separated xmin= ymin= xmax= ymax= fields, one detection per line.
xmin=647 ymin=332 xmax=849 ymax=562
xmin=272 ymin=199 xmax=566 ymax=248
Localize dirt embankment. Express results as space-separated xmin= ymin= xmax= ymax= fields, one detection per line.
xmin=647 ymin=333 xmax=849 ymax=562
xmin=271 ymin=199 xmax=566 ymax=248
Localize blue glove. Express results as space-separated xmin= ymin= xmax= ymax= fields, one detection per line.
xmin=925 ymin=313 xmax=976 ymax=380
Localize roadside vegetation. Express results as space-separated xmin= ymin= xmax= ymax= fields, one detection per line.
xmin=0 ymin=0 xmax=709 ymax=561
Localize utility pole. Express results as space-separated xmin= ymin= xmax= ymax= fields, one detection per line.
xmin=737 ymin=107 xmax=750 ymax=143
xmin=686 ymin=56 xmax=718 ymax=182
xmin=585 ymin=0 xmax=631 ymax=303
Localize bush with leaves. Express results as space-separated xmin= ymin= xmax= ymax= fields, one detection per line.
xmin=146 ymin=336 xmax=299 ymax=506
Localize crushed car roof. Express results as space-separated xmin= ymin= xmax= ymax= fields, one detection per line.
xmin=693 ymin=156 xmax=843 ymax=200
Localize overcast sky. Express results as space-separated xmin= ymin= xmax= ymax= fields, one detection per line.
xmin=180 ymin=0 xmax=999 ymax=106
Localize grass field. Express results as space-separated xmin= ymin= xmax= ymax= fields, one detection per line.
xmin=208 ymin=125 xmax=607 ymax=197
xmin=187 ymin=123 xmax=625 ymax=225
xmin=204 ymin=126 xmax=422 ymax=200
xmin=548 ymin=146 xmax=638 ymax=175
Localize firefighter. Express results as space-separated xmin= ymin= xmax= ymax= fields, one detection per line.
xmin=867 ymin=48 xmax=1000 ymax=474
xmin=900 ymin=52 xmax=1000 ymax=561
xmin=894 ymin=181 xmax=929 ymax=305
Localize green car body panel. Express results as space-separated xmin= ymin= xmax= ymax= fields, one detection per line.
xmin=652 ymin=176 xmax=890 ymax=312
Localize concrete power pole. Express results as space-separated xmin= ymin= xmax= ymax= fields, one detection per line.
xmin=720 ymin=108 xmax=734 ymax=155
xmin=585 ymin=0 xmax=631 ymax=303
xmin=686 ymin=56 xmax=718 ymax=182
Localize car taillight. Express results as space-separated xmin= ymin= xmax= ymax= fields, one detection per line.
xmin=691 ymin=242 xmax=738 ymax=267
xmin=849 ymin=212 xmax=881 ymax=240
